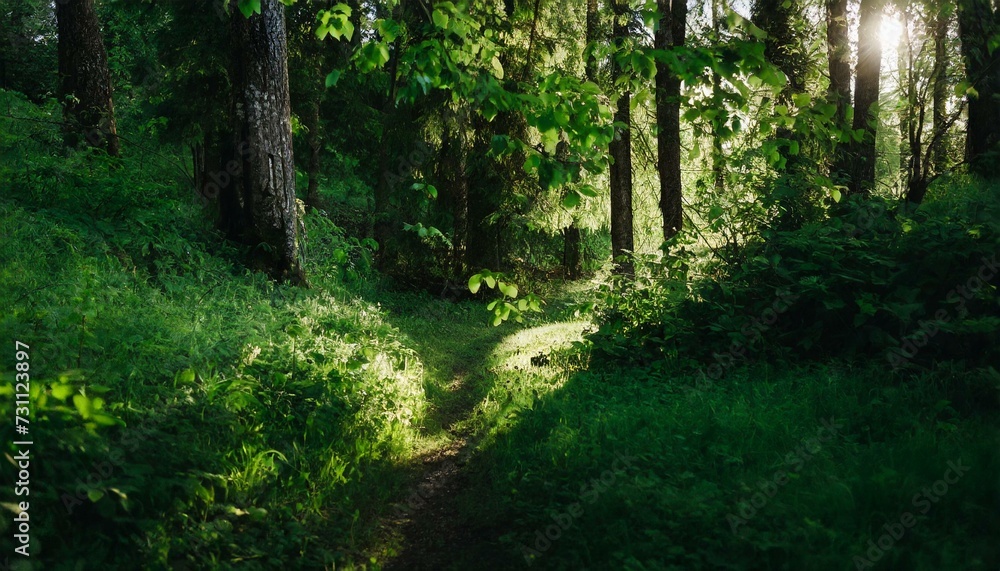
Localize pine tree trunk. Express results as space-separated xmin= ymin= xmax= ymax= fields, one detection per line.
xmin=559 ymin=0 xmax=598 ymax=278
xmin=655 ymin=0 xmax=687 ymax=244
xmin=442 ymin=107 xmax=469 ymax=276
xmin=56 ymin=0 xmax=119 ymax=156
xmin=609 ymin=0 xmax=634 ymax=274
xmin=827 ymin=0 xmax=851 ymax=181
xmin=847 ymin=0 xmax=883 ymax=196
xmin=230 ymin=0 xmax=305 ymax=285
xmin=710 ymin=0 xmax=724 ymax=193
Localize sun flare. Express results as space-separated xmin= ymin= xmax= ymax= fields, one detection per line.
xmin=880 ymin=14 xmax=905 ymax=49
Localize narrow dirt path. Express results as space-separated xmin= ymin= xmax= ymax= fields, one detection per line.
xmin=369 ymin=297 xmax=510 ymax=570
xmin=369 ymin=290 xmax=593 ymax=570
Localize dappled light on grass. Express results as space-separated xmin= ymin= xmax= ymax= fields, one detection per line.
xmin=488 ymin=320 xmax=592 ymax=372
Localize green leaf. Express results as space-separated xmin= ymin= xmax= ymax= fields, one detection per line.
xmin=831 ymin=188 xmax=842 ymax=203
xmin=468 ymin=274 xmax=482 ymax=294
xmin=499 ymin=282 xmax=518 ymax=298
xmin=51 ymin=383 xmax=74 ymax=401
xmin=325 ymin=70 xmax=341 ymax=87
xmin=238 ymin=0 xmax=261 ymax=18
xmin=432 ymin=8 xmax=449 ymax=29
xmin=563 ymin=191 xmax=580 ymax=209
xmin=73 ymin=394 xmax=92 ymax=419
xmin=484 ymin=276 xmax=496 ymax=288
xmin=176 ymin=368 xmax=196 ymax=385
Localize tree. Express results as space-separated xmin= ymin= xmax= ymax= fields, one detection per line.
xmin=609 ymin=0 xmax=635 ymax=273
xmin=561 ymin=0 xmax=601 ymax=279
xmin=655 ymin=0 xmax=688 ymax=242
xmin=56 ymin=0 xmax=119 ymax=155
xmin=956 ymin=0 xmax=1000 ymax=170
xmin=826 ymin=0 xmax=851 ymax=124
xmin=847 ymin=0 xmax=884 ymax=196
xmin=229 ymin=0 xmax=305 ymax=284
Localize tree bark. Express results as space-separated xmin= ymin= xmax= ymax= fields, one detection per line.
xmin=827 ymin=0 xmax=851 ymax=180
xmin=609 ymin=0 xmax=634 ymax=273
xmin=230 ymin=0 xmax=305 ymax=284
xmin=710 ymin=0 xmax=725 ymax=192
xmin=847 ymin=0 xmax=883 ymax=196
xmin=442 ymin=106 xmax=469 ymax=276
xmin=56 ymin=0 xmax=119 ymax=156
xmin=957 ymin=0 xmax=1000 ymax=169
xmin=655 ymin=0 xmax=688 ymax=243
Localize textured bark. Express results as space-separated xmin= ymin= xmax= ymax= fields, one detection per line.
xmin=441 ymin=108 xmax=469 ymax=276
xmin=710 ymin=0 xmax=724 ymax=192
xmin=957 ymin=0 xmax=1000 ymax=168
xmin=230 ymin=0 xmax=305 ymax=284
xmin=562 ymin=224 xmax=582 ymax=278
xmin=752 ymin=0 xmax=807 ymax=103
xmin=655 ymin=0 xmax=687 ymax=243
xmin=847 ymin=0 xmax=883 ymax=196
xmin=609 ymin=0 xmax=634 ymax=273
xmin=827 ymin=0 xmax=851 ymax=180
xmin=56 ymin=0 xmax=119 ymax=156
xmin=826 ymin=0 xmax=851 ymax=124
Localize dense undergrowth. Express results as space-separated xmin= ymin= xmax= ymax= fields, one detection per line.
xmin=2 ymin=88 xmax=999 ymax=571
xmin=446 ymin=179 xmax=1000 ymax=569
xmin=0 ymin=93 xmax=429 ymax=568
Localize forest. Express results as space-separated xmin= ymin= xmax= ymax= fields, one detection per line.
xmin=1 ymin=0 xmax=999 ymax=568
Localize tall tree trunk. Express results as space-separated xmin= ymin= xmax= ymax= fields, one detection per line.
xmin=753 ymin=0 xmax=806 ymax=103
xmin=655 ymin=0 xmax=688 ymax=243
xmin=442 ymin=106 xmax=469 ymax=276
xmin=230 ymin=0 xmax=305 ymax=284
xmin=931 ymin=5 xmax=950 ymax=175
xmin=560 ymin=0 xmax=599 ymax=278
xmin=56 ymin=0 xmax=119 ymax=156
xmin=847 ymin=0 xmax=883 ymax=196
xmin=957 ymin=0 xmax=1000 ymax=170
xmin=609 ymin=0 xmax=634 ymax=273
xmin=826 ymin=0 xmax=851 ymax=128
xmin=710 ymin=0 xmax=725 ymax=193
xmin=827 ymin=0 xmax=852 ymax=180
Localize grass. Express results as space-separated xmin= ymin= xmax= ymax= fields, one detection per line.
xmin=1 ymin=91 xmax=998 ymax=570
xmin=450 ymin=355 xmax=1000 ymax=570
